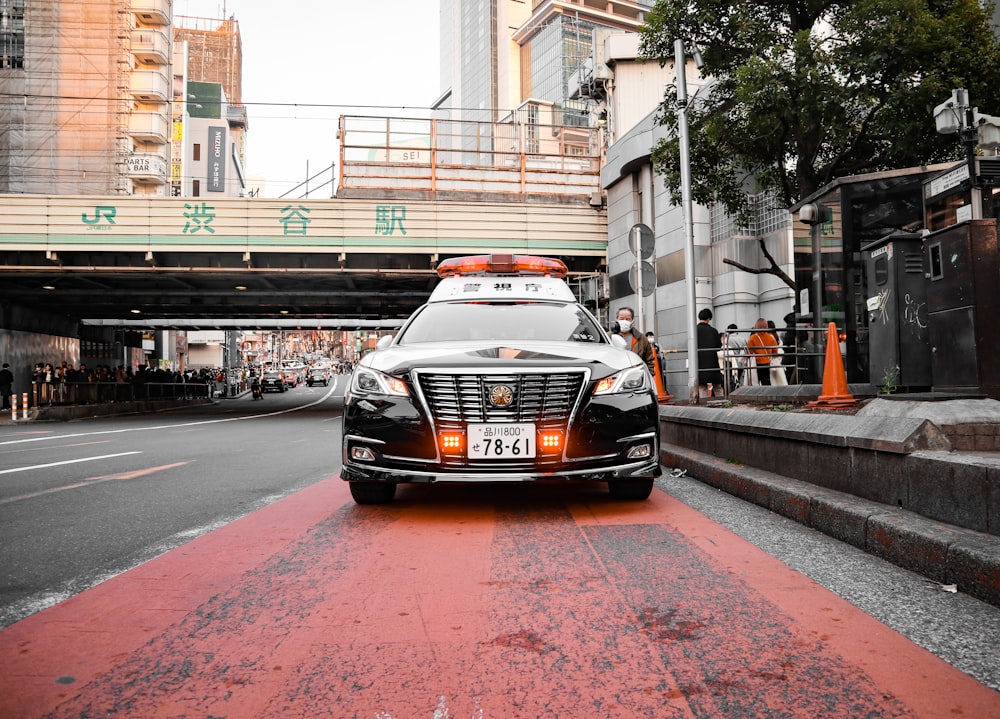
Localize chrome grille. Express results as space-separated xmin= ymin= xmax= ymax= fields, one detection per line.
xmin=416 ymin=371 xmax=586 ymax=426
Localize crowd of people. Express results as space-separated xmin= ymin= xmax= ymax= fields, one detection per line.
xmin=27 ymin=361 xmax=228 ymax=387
xmin=0 ymin=361 xmax=252 ymax=407
xmin=696 ymin=311 xmax=818 ymax=396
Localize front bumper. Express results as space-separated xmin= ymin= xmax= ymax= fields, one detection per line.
xmin=340 ymin=389 xmax=661 ymax=485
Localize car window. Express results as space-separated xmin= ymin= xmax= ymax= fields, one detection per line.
xmin=397 ymin=302 xmax=605 ymax=344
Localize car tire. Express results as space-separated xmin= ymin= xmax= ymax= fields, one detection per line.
xmin=608 ymin=478 xmax=654 ymax=500
xmin=349 ymin=481 xmax=397 ymax=504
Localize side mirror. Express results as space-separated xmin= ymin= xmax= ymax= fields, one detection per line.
xmin=375 ymin=335 xmax=394 ymax=350
xmin=610 ymin=334 xmax=628 ymax=350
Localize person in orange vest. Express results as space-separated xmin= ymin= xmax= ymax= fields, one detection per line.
xmin=746 ymin=317 xmax=779 ymax=386
xmin=614 ymin=307 xmax=655 ymax=375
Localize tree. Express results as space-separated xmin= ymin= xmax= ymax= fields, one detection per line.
xmin=640 ymin=0 xmax=1000 ymax=224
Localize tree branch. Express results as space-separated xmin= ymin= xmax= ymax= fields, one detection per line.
xmin=722 ymin=238 xmax=796 ymax=290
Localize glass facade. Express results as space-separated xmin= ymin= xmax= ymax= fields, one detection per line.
xmin=460 ymin=0 xmax=495 ymax=125
xmin=0 ymin=0 xmax=24 ymax=69
xmin=528 ymin=16 xmax=595 ymax=126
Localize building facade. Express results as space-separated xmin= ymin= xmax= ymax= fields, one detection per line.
xmin=0 ymin=0 xmax=173 ymax=195
xmin=0 ymin=1 xmax=247 ymax=199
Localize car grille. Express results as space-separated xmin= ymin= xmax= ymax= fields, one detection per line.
xmin=415 ymin=371 xmax=586 ymax=427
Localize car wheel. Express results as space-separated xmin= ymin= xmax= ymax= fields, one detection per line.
xmin=349 ymin=482 xmax=397 ymax=504
xmin=279 ymin=385 xmax=286 ymax=392
xmin=608 ymin=479 xmax=654 ymax=500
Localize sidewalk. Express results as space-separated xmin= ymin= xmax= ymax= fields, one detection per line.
xmin=659 ymin=391 xmax=1000 ymax=607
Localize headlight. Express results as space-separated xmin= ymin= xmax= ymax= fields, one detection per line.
xmin=592 ymin=366 xmax=649 ymax=395
xmin=350 ymin=367 xmax=410 ymax=397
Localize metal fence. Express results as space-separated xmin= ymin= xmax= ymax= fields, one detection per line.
xmin=658 ymin=326 xmax=831 ymax=398
xmin=32 ymin=381 xmax=212 ymax=407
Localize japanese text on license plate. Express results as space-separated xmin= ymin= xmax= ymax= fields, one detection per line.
xmin=468 ymin=423 xmax=536 ymax=459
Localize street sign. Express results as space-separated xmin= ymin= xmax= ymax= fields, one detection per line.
xmin=629 ymin=223 xmax=654 ymax=258
xmin=629 ymin=262 xmax=655 ymax=297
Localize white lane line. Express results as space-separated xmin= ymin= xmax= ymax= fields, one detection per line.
xmin=0 ymin=451 xmax=142 ymax=475
xmin=0 ymin=377 xmax=343 ymax=447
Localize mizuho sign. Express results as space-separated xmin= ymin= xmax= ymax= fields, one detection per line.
xmin=208 ymin=126 xmax=225 ymax=192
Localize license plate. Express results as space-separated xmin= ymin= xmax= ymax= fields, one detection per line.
xmin=468 ymin=423 xmax=536 ymax=459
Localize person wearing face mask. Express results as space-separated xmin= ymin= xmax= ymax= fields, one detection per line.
xmin=614 ymin=307 xmax=655 ymax=375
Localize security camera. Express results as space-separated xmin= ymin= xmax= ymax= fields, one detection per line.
xmin=799 ymin=203 xmax=829 ymax=225
xmin=975 ymin=112 xmax=1000 ymax=149
xmin=934 ymin=88 xmax=969 ymax=134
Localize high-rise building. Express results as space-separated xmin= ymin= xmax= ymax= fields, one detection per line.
xmin=437 ymin=0 xmax=654 ymax=124
xmin=0 ymin=0 xmax=173 ymax=195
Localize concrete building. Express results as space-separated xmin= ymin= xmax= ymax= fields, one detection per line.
xmin=172 ymin=14 xmax=248 ymax=198
xmin=591 ymin=32 xmax=795 ymax=397
xmin=0 ymin=0 xmax=173 ymax=195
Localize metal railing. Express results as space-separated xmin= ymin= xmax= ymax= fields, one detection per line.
xmin=657 ymin=326 xmax=831 ymax=398
xmin=31 ymin=381 xmax=211 ymax=407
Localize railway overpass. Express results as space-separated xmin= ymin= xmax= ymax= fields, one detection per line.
xmin=0 ymin=194 xmax=608 ymax=329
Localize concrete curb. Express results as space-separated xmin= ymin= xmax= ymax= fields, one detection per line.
xmin=662 ymin=444 xmax=1000 ymax=608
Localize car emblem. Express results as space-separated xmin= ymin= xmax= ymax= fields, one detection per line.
xmin=488 ymin=384 xmax=514 ymax=407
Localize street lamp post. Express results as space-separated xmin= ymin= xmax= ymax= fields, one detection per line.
xmin=675 ymin=39 xmax=700 ymax=404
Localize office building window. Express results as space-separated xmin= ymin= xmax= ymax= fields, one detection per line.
xmin=0 ymin=0 xmax=25 ymax=70
xmin=193 ymin=144 xmax=201 ymax=161
xmin=193 ymin=180 xmax=200 ymax=197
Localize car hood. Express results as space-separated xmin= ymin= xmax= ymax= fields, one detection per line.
xmin=362 ymin=340 xmax=640 ymax=379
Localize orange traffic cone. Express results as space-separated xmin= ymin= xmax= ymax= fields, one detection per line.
xmin=651 ymin=349 xmax=673 ymax=404
xmin=806 ymin=322 xmax=857 ymax=410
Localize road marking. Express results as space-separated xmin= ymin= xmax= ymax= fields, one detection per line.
xmin=0 ymin=378 xmax=342 ymax=447
xmin=0 ymin=451 xmax=142 ymax=476
xmin=0 ymin=461 xmax=185 ymax=505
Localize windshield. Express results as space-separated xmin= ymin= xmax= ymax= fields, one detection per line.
xmin=398 ymin=302 xmax=606 ymax=344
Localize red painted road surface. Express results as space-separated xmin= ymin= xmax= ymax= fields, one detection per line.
xmin=1 ymin=480 xmax=997 ymax=718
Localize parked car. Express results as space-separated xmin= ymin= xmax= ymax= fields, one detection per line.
xmin=340 ymin=253 xmax=661 ymax=504
xmin=260 ymin=370 xmax=286 ymax=392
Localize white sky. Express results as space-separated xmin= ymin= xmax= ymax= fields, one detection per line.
xmin=173 ymin=0 xmax=441 ymax=198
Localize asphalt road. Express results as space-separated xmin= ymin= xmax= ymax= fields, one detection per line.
xmin=0 ymin=377 xmax=998 ymax=717
xmin=0 ymin=379 xmax=344 ymax=627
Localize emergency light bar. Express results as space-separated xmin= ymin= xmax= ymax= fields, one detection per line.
xmin=436 ymin=254 xmax=568 ymax=279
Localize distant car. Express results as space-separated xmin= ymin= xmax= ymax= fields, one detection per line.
xmin=340 ymin=253 xmax=661 ymax=505
xmin=281 ymin=363 xmax=306 ymax=387
xmin=307 ymin=366 xmax=330 ymax=386
xmin=260 ymin=370 xmax=286 ymax=392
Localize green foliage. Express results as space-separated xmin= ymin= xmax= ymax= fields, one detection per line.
xmin=640 ymin=0 xmax=1000 ymax=221
xmin=879 ymin=365 xmax=901 ymax=395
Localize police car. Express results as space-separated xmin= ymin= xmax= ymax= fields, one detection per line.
xmin=340 ymin=254 xmax=661 ymax=504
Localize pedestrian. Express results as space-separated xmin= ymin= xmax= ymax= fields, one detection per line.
xmin=696 ymin=309 xmax=724 ymax=397
xmin=614 ymin=307 xmax=656 ymax=375
xmin=767 ymin=319 xmax=788 ymax=386
xmin=722 ymin=324 xmax=747 ymax=389
xmin=747 ymin=318 xmax=778 ymax=386
xmin=0 ymin=362 xmax=13 ymax=411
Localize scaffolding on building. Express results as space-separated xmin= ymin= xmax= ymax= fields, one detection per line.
xmin=173 ymin=15 xmax=243 ymax=106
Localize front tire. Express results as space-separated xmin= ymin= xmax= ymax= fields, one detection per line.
xmin=608 ymin=478 xmax=654 ymax=500
xmin=350 ymin=481 xmax=397 ymax=505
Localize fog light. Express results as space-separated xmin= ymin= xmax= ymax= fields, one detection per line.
xmin=351 ymin=446 xmax=376 ymax=461
xmin=626 ymin=443 xmax=652 ymax=459
xmin=538 ymin=431 xmax=563 ymax=452
xmin=439 ymin=432 xmax=465 ymax=454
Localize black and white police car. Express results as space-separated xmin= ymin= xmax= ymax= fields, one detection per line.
xmin=340 ymin=254 xmax=661 ymax=504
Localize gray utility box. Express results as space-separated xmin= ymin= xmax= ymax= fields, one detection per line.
xmin=862 ymin=233 xmax=931 ymax=389
xmin=923 ymin=219 xmax=1000 ymax=399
